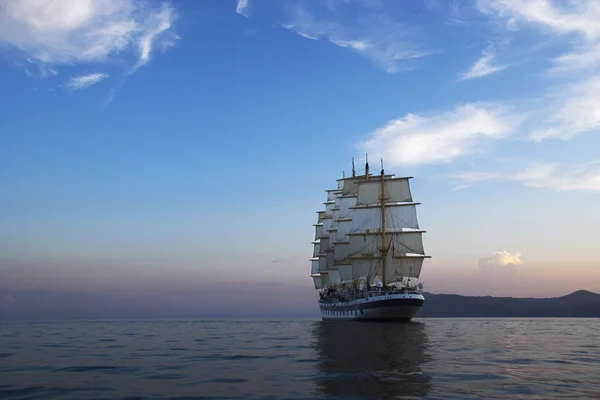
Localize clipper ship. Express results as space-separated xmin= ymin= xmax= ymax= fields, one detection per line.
xmin=310 ymin=157 xmax=429 ymax=321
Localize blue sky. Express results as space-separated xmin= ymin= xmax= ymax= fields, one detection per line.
xmin=2 ymin=0 xmax=600 ymax=317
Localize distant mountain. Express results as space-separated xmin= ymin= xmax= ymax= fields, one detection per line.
xmin=418 ymin=290 xmax=600 ymax=318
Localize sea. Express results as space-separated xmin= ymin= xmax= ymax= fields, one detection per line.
xmin=1 ymin=318 xmax=599 ymax=400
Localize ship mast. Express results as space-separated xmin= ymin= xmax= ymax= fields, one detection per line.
xmin=379 ymin=159 xmax=387 ymax=286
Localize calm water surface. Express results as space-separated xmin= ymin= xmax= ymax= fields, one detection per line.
xmin=1 ymin=318 xmax=599 ymax=399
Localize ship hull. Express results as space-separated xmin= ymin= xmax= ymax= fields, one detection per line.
xmin=318 ymin=293 xmax=424 ymax=322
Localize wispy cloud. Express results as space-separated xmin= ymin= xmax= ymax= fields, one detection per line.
xmin=472 ymin=0 xmax=600 ymax=144
xmin=361 ymin=103 xmax=521 ymax=166
xmin=236 ymin=0 xmax=249 ymax=17
xmin=448 ymin=171 xmax=503 ymax=190
xmin=242 ymin=1 xmax=433 ymax=73
xmin=0 ymin=0 xmax=178 ymax=86
xmin=476 ymin=0 xmax=600 ymax=41
xmin=513 ymin=162 xmax=600 ymax=192
xmin=530 ymin=75 xmax=600 ymax=142
xmin=449 ymin=160 xmax=600 ymax=192
xmin=355 ymin=0 xmax=600 ymax=170
xmin=460 ymin=50 xmax=507 ymax=80
xmin=24 ymin=62 xmax=58 ymax=78
xmin=131 ymin=3 xmax=176 ymax=72
xmin=65 ymin=73 xmax=109 ymax=91
xmin=475 ymin=0 xmax=600 ymax=75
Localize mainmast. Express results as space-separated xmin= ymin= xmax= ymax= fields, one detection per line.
xmin=379 ymin=159 xmax=387 ymax=285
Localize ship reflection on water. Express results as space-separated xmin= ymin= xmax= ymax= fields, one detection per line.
xmin=312 ymin=321 xmax=432 ymax=399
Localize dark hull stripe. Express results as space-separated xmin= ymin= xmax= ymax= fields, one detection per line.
xmin=353 ymin=318 xmax=413 ymax=323
xmin=319 ymin=298 xmax=424 ymax=312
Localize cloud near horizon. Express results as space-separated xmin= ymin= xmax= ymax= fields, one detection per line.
xmin=479 ymin=250 xmax=523 ymax=269
xmin=449 ymin=160 xmax=600 ymax=192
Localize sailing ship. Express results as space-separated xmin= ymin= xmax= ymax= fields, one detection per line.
xmin=310 ymin=156 xmax=430 ymax=321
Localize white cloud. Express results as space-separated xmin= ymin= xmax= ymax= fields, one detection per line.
xmin=236 ymin=0 xmax=249 ymax=17
xmin=449 ymin=160 xmax=600 ymax=192
xmin=0 ymin=0 xmax=177 ymax=72
xmin=550 ymin=43 xmax=600 ymax=74
xmin=476 ymin=0 xmax=600 ymax=41
xmin=24 ymin=62 xmax=58 ymax=78
xmin=479 ymin=250 xmax=523 ymax=269
xmin=531 ymin=75 xmax=600 ymax=141
xmin=471 ymin=1 xmax=600 ymax=143
xmin=513 ymin=162 xmax=600 ymax=192
xmin=476 ymin=0 xmax=600 ymax=74
xmin=65 ymin=72 xmax=109 ymax=91
xmin=249 ymin=1 xmax=432 ymax=73
xmin=460 ymin=50 xmax=507 ymax=80
xmin=447 ymin=171 xmax=503 ymax=190
xmin=361 ymin=103 xmax=521 ymax=166
xmin=132 ymin=4 xmax=175 ymax=72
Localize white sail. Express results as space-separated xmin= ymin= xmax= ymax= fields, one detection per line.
xmin=311 ymin=259 xmax=320 ymax=274
xmin=330 ymin=209 xmax=340 ymax=229
xmin=320 ymin=273 xmax=330 ymax=287
xmin=328 ymin=230 xmax=337 ymax=247
xmin=320 ymin=237 xmax=329 ymax=252
xmin=347 ymin=231 xmax=425 ymax=257
xmin=313 ymin=241 xmax=321 ymax=257
xmin=342 ymin=175 xmax=373 ymax=196
xmin=317 ymin=211 xmax=326 ymax=222
xmin=350 ymin=204 xmax=420 ymax=232
xmin=312 ymin=275 xmax=323 ymax=289
xmin=321 ymin=218 xmax=332 ymax=236
xmin=337 ymin=264 xmax=353 ymax=282
xmin=384 ymin=256 xmax=425 ymax=281
xmin=340 ymin=177 xmax=362 ymax=196
xmin=351 ymin=259 xmax=378 ymax=281
xmin=327 ymin=190 xmax=341 ymax=201
xmin=319 ymin=256 xmax=327 ymax=272
xmin=328 ymin=269 xmax=341 ymax=284
xmin=391 ymin=232 xmax=424 ymax=254
xmin=335 ymin=220 xmax=352 ymax=243
xmin=339 ymin=196 xmax=357 ymax=219
xmin=325 ymin=201 xmax=335 ymax=214
xmin=356 ymin=178 xmax=413 ymax=205
xmin=314 ymin=223 xmax=323 ymax=240
xmin=340 ymin=174 xmax=393 ymax=196
xmin=326 ymin=250 xmax=335 ymax=268
xmin=334 ymin=243 xmax=348 ymax=262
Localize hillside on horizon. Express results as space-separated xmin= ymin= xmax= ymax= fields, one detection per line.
xmin=418 ymin=290 xmax=600 ymax=318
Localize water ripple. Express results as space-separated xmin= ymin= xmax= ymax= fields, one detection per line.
xmin=0 ymin=319 xmax=599 ymax=399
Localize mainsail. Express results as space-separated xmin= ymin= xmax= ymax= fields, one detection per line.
xmin=310 ymin=157 xmax=429 ymax=289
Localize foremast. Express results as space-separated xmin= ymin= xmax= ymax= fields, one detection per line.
xmin=379 ymin=160 xmax=387 ymax=286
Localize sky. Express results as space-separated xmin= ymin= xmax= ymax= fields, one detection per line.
xmin=2 ymin=0 xmax=600 ymax=318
